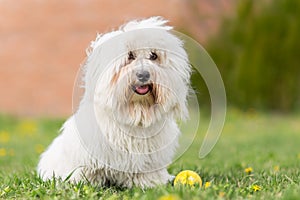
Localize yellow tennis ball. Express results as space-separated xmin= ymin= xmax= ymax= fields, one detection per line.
xmin=174 ymin=170 xmax=202 ymax=187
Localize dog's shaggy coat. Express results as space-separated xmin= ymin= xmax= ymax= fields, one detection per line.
xmin=37 ymin=17 xmax=191 ymax=188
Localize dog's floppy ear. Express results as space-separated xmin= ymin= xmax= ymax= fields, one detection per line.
xmin=173 ymin=97 xmax=189 ymax=122
xmin=172 ymin=57 xmax=191 ymax=122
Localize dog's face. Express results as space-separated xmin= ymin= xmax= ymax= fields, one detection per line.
xmin=86 ymin=22 xmax=191 ymax=128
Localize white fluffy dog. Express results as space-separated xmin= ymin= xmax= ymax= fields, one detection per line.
xmin=37 ymin=17 xmax=191 ymax=188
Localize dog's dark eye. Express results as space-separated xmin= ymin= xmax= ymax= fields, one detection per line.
xmin=128 ymin=51 xmax=135 ymax=60
xmin=149 ymin=52 xmax=158 ymax=60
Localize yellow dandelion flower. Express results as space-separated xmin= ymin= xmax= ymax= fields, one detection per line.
xmin=204 ymin=181 xmax=211 ymax=189
xmin=35 ymin=144 xmax=44 ymax=154
xmin=252 ymin=185 xmax=261 ymax=192
xmin=273 ymin=165 xmax=280 ymax=172
xmin=297 ymin=153 xmax=300 ymax=159
xmin=219 ymin=192 xmax=225 ymax=197
xmin=0 ymin=131 xmax=10 ymax=143
xmin=158 ymin=194 xmax=180 ymax=200
xmin=244 ymin=167 xmax=253 ymax=174
xmin=18 ymin=120 xmax=37 ymax=136
xmin=0 ymin=148 xmax=7 ymax=157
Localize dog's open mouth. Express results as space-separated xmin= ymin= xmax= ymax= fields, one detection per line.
xmin=132 ymin=84 xmax=152 ymax=95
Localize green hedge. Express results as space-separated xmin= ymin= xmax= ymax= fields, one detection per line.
xmin=205 ymin=0 xmax=300 ymax=111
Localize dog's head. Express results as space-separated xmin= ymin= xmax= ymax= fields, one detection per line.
xmin=83 ymin=17 xmax=191 ymax=127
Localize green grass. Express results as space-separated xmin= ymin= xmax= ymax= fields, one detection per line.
xmin=0 ymin=109 xmax=300 ymax=199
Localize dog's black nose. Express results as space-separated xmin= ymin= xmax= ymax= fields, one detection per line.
xmin=136 ymin=70 xmax=150 ymax=82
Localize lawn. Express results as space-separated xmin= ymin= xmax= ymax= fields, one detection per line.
xmin=0 ymin=108 xmax=300 ymax=199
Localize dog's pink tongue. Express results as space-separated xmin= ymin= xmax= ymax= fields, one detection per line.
xmin=135 ymin=85 xmax=149 ymax=95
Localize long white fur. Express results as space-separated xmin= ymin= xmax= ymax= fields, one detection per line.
xmin=37 ymin=16 xmax=191 ymax=188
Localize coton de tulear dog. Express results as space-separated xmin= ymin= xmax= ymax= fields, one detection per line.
xmin=38 ymin=17 xmax=191 ymax=188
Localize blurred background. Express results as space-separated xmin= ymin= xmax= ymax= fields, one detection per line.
xmin=0 ymin=0 xmax=299 ymax=117
xmin=0 ymin=0 xmax=232 ymax=117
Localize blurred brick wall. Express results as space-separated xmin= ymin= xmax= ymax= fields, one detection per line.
xmin=0 ymin=0 xmax=232 ymax=117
